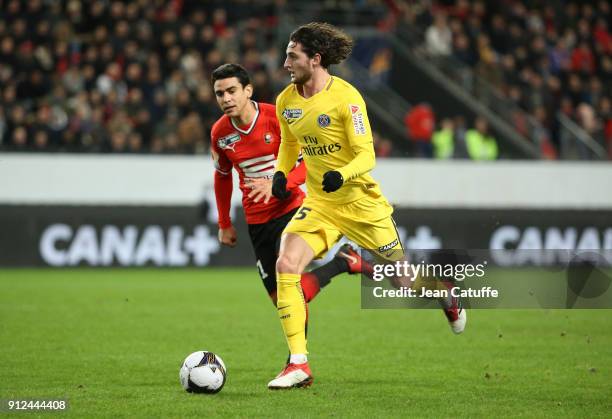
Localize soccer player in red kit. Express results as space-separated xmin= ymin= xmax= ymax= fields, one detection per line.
xmin=210 ymin=63 xmax=366 ymax=308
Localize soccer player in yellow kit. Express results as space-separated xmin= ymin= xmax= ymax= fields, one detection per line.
xmin=267 ymin=23 xmax=466 ymax=389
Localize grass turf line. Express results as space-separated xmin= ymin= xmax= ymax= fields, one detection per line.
xmin=0 ymin=268 xmax=611 ymax=418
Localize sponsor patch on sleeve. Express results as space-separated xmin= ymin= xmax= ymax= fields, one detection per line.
xmin=217 ymin=133 xmax=241 ymax=151
xmin=349 ymin=104 xmax=366 ymax=135
xmin=281 ymin=108 xmax=303 ymax=124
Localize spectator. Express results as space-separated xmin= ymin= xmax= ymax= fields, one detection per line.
xmin=32 ymin=129 xmax=50 ymax=151
xmin=567 ymin=73 xmax=587 ymax=107
xmin=10 ymin=126 xmax=28 ymax=150
xmin=432 ymin=118 xmax=454 ymax=159
xmin=107 ymin=109 xmax=132 ymax=137
xmin=475 ymin=46 xmax=503 ymax=90
xmin=571 ymin=41 xmax=596 ymax=75
xmin=373 ymin=131 xmax=393 ymax=158
xmin=548 ymin=38 xmax=571 ymax=75
xmin=177 ymin=111 xmax=205 ymax=153
xmin=404 ymin=103 xmax=435 ymax=158
xmin=488 ymin=14 xmax=510 ymax=54
xmin=425 ymin=13 xmax=452 ymax=56
xmin=593 ymin=17 xmax=612 ymax=54
xmin=109 ymin=131 xmax=128 ymax=153
xmin=453 ymin=32 xmax=477 ymax=66
xmin=127 ymin=132 xmax=143 ymax=153
xmin=0 ymin=106 xmax=6 ymax=145
xmin=453 ymin=115 xmax=469 ymax=158
xmin=154 ymin=110 xmax=179 ymax=141
xmin=576 ymin=104 xmax=599 ymax=137
xmin=597 ymin=97 xmax=612 ymax=158
xmin=369 ymin=47 xmax=392 ymax=84
xmin=96 ymin=62 xmax=127 ymax=101
xmin=466 ymin=117 xmax=498 ymax=160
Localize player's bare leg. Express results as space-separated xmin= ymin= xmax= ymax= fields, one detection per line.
xmin=269 ymin=233 xmax=316 ymax=389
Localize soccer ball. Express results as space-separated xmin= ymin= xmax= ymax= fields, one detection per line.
xmin=179 ymin=351 xmax=227 ymax=394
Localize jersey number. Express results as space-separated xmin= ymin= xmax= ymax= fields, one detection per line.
xmin=295 ymin=207 xmax=312 ymax=220
xmin=256 ymin=259 xmax=268 ymax=279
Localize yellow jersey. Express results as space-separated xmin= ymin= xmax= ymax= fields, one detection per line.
xmin=275 ymin=76 xmax=384 ymax=205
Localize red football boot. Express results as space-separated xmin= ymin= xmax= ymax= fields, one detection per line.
xmin=268 ymin=362 xmax=313 ymax=389
xmin=336 ymin=244 xmax=374 ymax=278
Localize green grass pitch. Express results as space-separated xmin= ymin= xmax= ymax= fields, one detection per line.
xmin=1 ymin=268 xmax=611 ymax=418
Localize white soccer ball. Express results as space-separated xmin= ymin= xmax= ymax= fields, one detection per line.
xmin=179 ymin=351 xmax=227 ymax=394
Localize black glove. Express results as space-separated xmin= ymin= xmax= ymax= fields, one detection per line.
xmin=271 ymin=171 xmax=291 ymax=200
xmin=322 ymin=170 xmax=344 ymax=193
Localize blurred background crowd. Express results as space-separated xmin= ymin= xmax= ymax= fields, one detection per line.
xmin=0 ymin=0 xmax=610 ymax=160
xmin=413 ymin=0 xmax=612 ymax=158
xmin=0 ymin=0 xmax=281 ymax=154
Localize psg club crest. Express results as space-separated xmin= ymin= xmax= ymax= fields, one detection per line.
xmin=317 ymin=114 xmax=331 ymax=128
xmin=264 ymin=133 xmax=273 ymax=144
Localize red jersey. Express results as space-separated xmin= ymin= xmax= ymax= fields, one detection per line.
xmin=211 ymin=102 xmax=305 ymax=227
xmin=404 ymin=104 xmax=435 ymax=142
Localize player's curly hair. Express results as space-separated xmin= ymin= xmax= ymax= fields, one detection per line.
xmin=289 ymin=22 xmax=353 ymax=68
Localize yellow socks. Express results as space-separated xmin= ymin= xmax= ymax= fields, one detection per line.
xmin=276 ymin=273 xmax=308 ymax=355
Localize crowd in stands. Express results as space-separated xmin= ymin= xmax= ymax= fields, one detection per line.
xmin=0 ymin=0 xmax=281 ymax=153
xmin=417 ymin=0 xmax=612 ymax=158
xmin=1 ymin=0 xmax=608 ymax=160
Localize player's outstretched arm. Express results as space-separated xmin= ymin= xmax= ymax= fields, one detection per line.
xmin=214 ymin=169 xmax=238 ymax=246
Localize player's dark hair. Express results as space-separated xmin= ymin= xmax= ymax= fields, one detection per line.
xmin=211 ymin=63 xmax=251 ymax=87
xmin=289 ymin=22 xmax=353 ymax=68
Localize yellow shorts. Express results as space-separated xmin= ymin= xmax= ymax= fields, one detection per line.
xmin=283 ymin=196 xmax=404 ymax=261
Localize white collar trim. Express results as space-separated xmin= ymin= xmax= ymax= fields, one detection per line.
xmin=231 ymin=101 xmax=259 ymax=134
